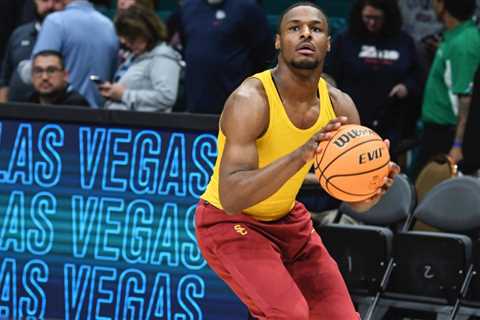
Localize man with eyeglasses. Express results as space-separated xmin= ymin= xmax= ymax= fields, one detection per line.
xmin=19 ymin=0 xmax=118 ymax=108
xmin=29 ymin=50 xmax=88 ymax=106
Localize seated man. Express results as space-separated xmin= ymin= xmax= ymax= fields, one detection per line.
xmin=30 ymin=50 xmax=88 ymax=106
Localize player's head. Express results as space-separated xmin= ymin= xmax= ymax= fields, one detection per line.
xmin=276 ymin=2 xmax=330 ymax=70
xmin=348 ymin=0 xmax=402 ymax=38
xmin=432 ymin=0 xmax=476 ymax=22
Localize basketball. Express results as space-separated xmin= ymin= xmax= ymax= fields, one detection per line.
xmin=314 ymin=124 xmax=390 ymax=202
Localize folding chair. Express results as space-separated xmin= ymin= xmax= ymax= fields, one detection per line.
xmin=383 ymin=231 xmax=472 ymax=320
xmin=413 ymin=176 xmax=480 ymax=234
xmin=399 ymin=177 xmax=480 ymax=320
xmin=460 ymin=238 xmax=480 ymax=316
xmin=317 ymin=224 xmax=393 ymax=319
xmin=335 ymin=174 xmax=416 ymax=319
xmin=355 ymin=176 xmax=480 ymax=319
xmin=339 ymin=174 xmax=415 ymax=230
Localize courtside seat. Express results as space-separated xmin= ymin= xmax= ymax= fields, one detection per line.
xmin=382 ymin=231 xmax=472 ymax=319
xmin=462 ymin=238 xmax=480 ymax=310
xmin=318 ymin=224 xmax=393 ymax=294
xmin=388 ymin=232 xmax=472 ymax=304
xmin=372 ymin=177 xmax=480 ymax=320
xmin=317 ymin=224 xmax=393 ymax=318
xmin=339 ymin=174 xmax=415 ymax=230
xmin=413 ymin=176 xmax=480 ymax=235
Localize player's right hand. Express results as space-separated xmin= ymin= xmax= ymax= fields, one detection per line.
xmin=298 ymin=116 xmax=347 ymax=162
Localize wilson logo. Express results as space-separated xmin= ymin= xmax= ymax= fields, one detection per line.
xmin=234 ymin=224 xmax=248 ymax=236
xmin=333 ymin=128 xmax=374 ymax=148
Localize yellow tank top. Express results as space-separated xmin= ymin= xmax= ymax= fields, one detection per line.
xmin=201 ymin=70 xmax=336 ymax=221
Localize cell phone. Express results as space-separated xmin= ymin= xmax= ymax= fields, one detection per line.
xmin=89 ymin=75 xmax=105 ymax=85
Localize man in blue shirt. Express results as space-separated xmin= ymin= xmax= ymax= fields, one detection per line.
xmin=179 ymin=0 xmax=275 ymax=114
xmin=31 ymin=0 xmax=118 ymax=107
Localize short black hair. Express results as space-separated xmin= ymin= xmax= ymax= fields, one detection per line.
xmin=33 ymin=50 xmax=65 ymax=69
xmin=348 ymin=0 xmax=402 ymax=39
xmin=277 ymin=1 xmax=329 ymax=34
xmin=444 ymin=0 xmax=476 ymax=21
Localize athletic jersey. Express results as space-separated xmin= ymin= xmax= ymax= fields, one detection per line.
xmin=201 ymin=69 xmax=337 ymax=221
xmin=422 ymin=19 xmax=480 ymax=125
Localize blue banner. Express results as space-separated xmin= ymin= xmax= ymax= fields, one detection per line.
xmin=0 ymin=119 xmax=246 ymax=319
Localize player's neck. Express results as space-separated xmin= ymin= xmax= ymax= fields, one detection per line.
xmin=272 ymin=65 xmax=321 ymax=103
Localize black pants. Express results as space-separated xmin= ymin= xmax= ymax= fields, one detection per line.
xmin=415 ymin=122 xmax=455 ymax=177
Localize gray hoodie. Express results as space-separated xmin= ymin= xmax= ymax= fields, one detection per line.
xmin=106 ymin=42 xmax=183 ymax=112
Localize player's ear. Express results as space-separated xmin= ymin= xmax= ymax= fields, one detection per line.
xmin=275 ymin=34 xmax=280 ymax=51
xmin=327 ymin=36 xmax=331 ymax=52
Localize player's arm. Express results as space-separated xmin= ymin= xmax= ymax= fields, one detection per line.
xmin=219 ymin=79 xmax=343 ymax=214
xmin=328 ymin=84 xmax=361 ymax=125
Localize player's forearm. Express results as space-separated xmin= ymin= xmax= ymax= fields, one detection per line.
xmin=219 ymin=149 xmax=307 ymax=214
xmin=454 ymin=96 xmax=471 ymax=144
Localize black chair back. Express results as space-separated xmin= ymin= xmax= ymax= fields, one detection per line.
xmin=339 ymin=174 xmax=415 ymax=230
xmin=387 ymin=231 xmax=472 ymax=305
xmin=318 ymin=224 xmax=393 ymax=295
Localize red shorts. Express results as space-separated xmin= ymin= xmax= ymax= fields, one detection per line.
xmin=195 ymin=199 xmax=359 ymax=320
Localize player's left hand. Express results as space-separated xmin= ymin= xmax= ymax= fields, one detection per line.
xmin=345 ymin=139 xmax=401 ymax=212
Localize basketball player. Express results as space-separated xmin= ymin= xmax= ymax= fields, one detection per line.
xmin=195 ymin=2 xmax=400 ymax=319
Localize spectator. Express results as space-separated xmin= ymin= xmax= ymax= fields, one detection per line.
xmin=100 ymin=4 xmax=182 ymax=112
xmin=325 ymin=0 xmax=421 ymax=157
xmin=0 ymin=0 xmax=64 ymax=103
xmin=398 ymin=0 xmax=444 ymax=69
xmin=399 ymin=0 xmax=480 ymax=77
xmin=179 ymin=0 xmax=275 ymax=114
xmin=114 ymin=0 xmax=157 ymax=80
xmin=418 ymin=0 xmax=480 ymax=170
xmin=28 ymin=0 xmax=118 ymax=107
xmin=0 ymin=0 xmax=26 ymax=66
xmin=462 ymin=66 xmax=480 ymax=175
xmin=30 ymin=51 xmax=89 ymax=106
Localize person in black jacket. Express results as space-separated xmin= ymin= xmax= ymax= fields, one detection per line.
xmin=30 ymin=51 xmax=89 ymax=107
xmin=325 ymin=0 xmax=421 ymax=159
xmin=461 ymin=66 xmax=480 ymax=175
xmin=0 ymin=0 xmax=64 ymax=103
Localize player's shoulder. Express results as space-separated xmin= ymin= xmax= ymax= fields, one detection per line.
xmin=327 ymin=84 xmax=354 ymax=108
xmin=224 ymin=77 xmax=269 ymax=115
xmin=221 ymin=77 xmax=269 ymax=135
xmin=327 ymin=84 xmax=360 ymax=124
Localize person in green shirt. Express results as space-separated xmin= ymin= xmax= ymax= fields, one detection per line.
xmin=419 ymin=0 xmax=480 ymax=171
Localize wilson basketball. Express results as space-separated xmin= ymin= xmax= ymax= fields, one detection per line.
xmin=314 ymin=124 xmax=390 ymax=202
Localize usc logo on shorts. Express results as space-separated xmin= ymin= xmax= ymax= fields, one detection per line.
xmin=234 ymin=224 xmax=248 ymax=236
